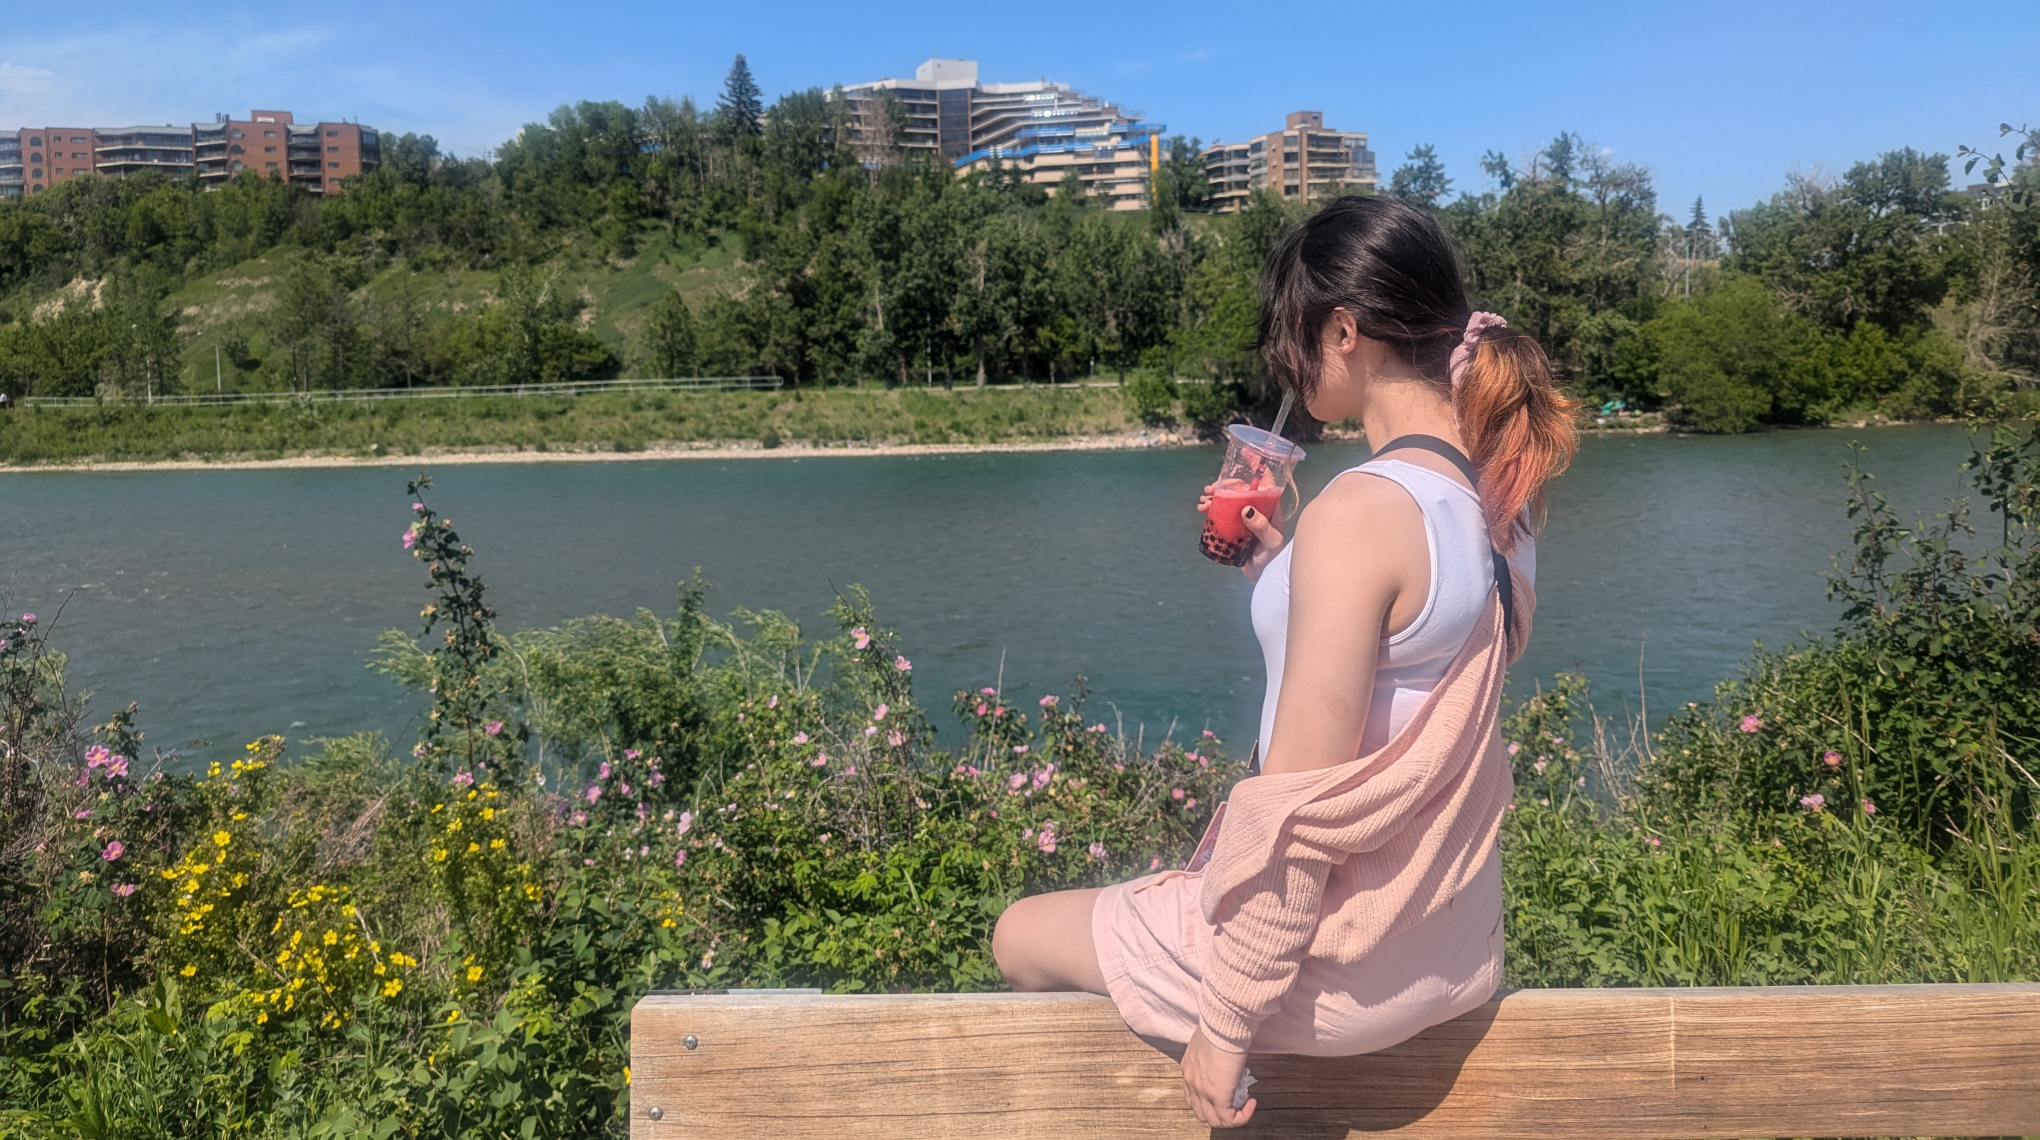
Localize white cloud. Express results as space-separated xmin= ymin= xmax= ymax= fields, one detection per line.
xmin=0 ymin=62 xmax=56 ymax=96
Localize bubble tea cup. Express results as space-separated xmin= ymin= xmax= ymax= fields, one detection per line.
xmin=1199 ymin=425 xmax=1305 ymax=567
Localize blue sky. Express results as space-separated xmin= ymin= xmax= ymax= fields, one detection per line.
xmin=4 ymin=0 xmax=2035 ymax=220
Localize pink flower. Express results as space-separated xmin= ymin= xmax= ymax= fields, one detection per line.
xmin=106 ymin=755 xmax=128 ymax=778
xmin=1149 ymin=856 xmax=1162 ymax=870
xmin=598 ymin=761 xmax=612 ymax=780
xmin=1861 ymin=799 xmax=1877 ymax=815
xmin=20 ymin=613 xmax=34 ymax=623
xmin=1013 ymin=744 xmax=1028 ymax=755
xmin=1740 ymin=715 xmax=1763 ymax=734
xmin=863 ymin=725 xmax=876 ymax=737
xmin=811 ymin=756 xmax=827 ymax=767
xmin=1799 ymin=793 xmax=1826 ymax=812
xmin=976 ymin=702 xmax=989 ymax=716
xmin=112 ymin=883 xmax=136 ymax=897
xmin=887 ymin=730 xmax=905 ymax=747
xmin=737 ymin=713 xmax=745 ymax=723
xmin=402 ymin=529 xmax=417 ymax=550
xmin=412 ymin=502 xmax=425 ymax=512
xmin=584 ymin=785 xmax=602 ymax=803
xmin=1506 ymin=741 xmax=1521 ymax=756
xmin=619 ymin=782 xmax=632 ymax=796
xmin=625 ymin=748 xmax=642 ymax=761
xmin=484 ymin=720 xmax=504 ymax=736
xmin=569 ymin=811 xmax=587 ymax=826
xmin=1038 ymin=695 xmax=1057 ymax=708
xmin=674 ymin=849 xmax=687 ymax=867
xmin=1646 ymin=835 xmax=1662 ymax=848
xmin=895 ymin=656 xmax=912 ymax=672
xmin=677 ymin=811 xmax=693 ymax=835
xmin=1091 ymin=724 xmax=1107 ymax=734
xmin=852 ymin=628 xmax=871 ymax=650
xmin=1202 ymin=729 xmax=1215 ymax=739
xmin=1009 ymin=773 xmax=1027 ymax=789
xmin=452 ymin=770 xmax=475 ymax=789
xmin=981 ymin=687 xmax=997 ymax=696
xmin=792 ymin=732 xmax=809 ymax=744
xmin=1533 ymin=759 xmax=1548 ymax=774
xmin=1822 ymin=751 xmax=1842 ymax=768
xmin=1087 ymin=842 xmax=1107 ymax=860
xmin=873 ymin=703 xmax=889 ymax=721
xmin=85 ymin=745 xmax=111 ymax=768
xmin=844 ymin=765 xmax=857 ymax=776
xmin=101 ymin=841 xmax=125 ymax=861
xmin=1170 ymin=788 xmax=1184 ymax=800
xmin=73 ymin=809 xmax=92 ymax=819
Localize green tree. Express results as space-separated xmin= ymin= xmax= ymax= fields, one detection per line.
xmin=640 ymin=290 xmax=699 ymax=378
xmin=717 ymin=55 xmax=764 ymax=141
xmin=1645 ymin=277 xmax=1825 ymax=431
xmin=1389 ymin=144 xmax=1452 ymax=207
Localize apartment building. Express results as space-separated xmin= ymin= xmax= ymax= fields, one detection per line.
xmin=1202 ymin=111 xmax=1376 ymax=211
xmin=1 ymin=109 xmax=381 ymax=199
xmin=836 ymin=59 xmax=1163 ymax=211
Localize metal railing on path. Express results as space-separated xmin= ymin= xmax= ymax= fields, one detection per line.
xmin=19 ymin=376 xmax=785 ymax=409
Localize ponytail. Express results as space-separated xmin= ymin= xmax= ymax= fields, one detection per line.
xmin=1453 ymin=332 xmax=1577 ymax=555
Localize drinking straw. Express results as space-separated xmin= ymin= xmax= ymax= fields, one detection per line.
xmin=1267 ymin=389 xmax=1295 ymax=451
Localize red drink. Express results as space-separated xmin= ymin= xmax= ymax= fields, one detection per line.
xmin=1200 ymin=483 xmax=1283 ymax=566
xmin=1199 ymin=425 xmax=1305 ymax=568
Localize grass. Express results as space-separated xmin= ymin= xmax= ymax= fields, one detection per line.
xmin=0 ymin=385 xmax=1145 ymax=465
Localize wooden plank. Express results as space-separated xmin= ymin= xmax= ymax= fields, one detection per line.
xmin=629 ymin=984 xmax=2040 ymax=1139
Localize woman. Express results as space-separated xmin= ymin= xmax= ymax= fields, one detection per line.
xmin=991 ymin=195 xmax=1576 ymax=1128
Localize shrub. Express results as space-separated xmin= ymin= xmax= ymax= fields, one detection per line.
xmin=1125 ymin=375 xmax=1176 ymax=426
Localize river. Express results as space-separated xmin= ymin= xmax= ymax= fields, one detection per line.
xmin=1 ymin=424 xmax=1983 ymax=764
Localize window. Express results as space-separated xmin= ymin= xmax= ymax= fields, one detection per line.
xmin=327 ymin=146 xmax=338 ymax=153
xmin=230 ymin=130 xmax=244 ymax=139
xmin=28 ymin=136 xmax=40 ymax=146
xmin=328 ymin=161 xmax=339 ymax=169
xmin=326 ymin=130 xmax=338 ymax=137
xmin=31 ymin=168 xmax=42 ymax=178
xmin=265 ymin=146 xmax=277 ymax=153
xmin=29 ymin=153 xmax=39 ymax=163
xmin=266 ymin=162 xmax=277 ymax=168
xmin=263 ymin=130 xmax=277 ymax=138
xmin=31 ymin=184 xmax=40 ymax=193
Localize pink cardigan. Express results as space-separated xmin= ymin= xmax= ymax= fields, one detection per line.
xmin=1195 ymin=573 xmax=1532 ymax=1054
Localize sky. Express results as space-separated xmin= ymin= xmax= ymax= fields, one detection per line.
xmin=4 ymin=0 xmax=2036 ymax=220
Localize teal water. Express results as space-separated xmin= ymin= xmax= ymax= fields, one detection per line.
xmin=0 ymin=424 xmax=1983 ymax=763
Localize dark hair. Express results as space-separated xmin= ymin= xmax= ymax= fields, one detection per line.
xmin=1256 ymin=195 xmax=1576 ymax=553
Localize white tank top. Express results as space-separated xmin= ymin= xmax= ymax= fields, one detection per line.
xmin=1251 ymin=458 xmax=1536 ymax=762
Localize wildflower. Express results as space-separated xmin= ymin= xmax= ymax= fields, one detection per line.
xmin=1039 ymin=695 xmax=1057 ymax=708
xmin=1532 ymin=760 xmax=1548 ymax=774
xmin=382 ymin=979 xmax=403 ymax=998
xmin=888 ymin=730 xmax=905 ymax=747
xmin=811 ymin=755 xmax=827 ymax=767
xmin=180 ymin=964 xmax=196 ymax=977
xmin=620 ymin=782 xmax=632 ymax=796
xmin=1088 ymin=841 xmax=1107 ymax=860
xmin=569 ymin=811 xmax=587 ymax=827
xmin=485 ymin=721 xmax=504 ymax=736
xmin=767 ymin=695 xmax=778 ymax=709
xmin=852 ymin=628 xmax=871 ymax=650
xmin=676 ymin=811 xmax=692 ymax=836
xmin=1009 ymin=773 xmax=1027 ymax=790
xmin=981 ymin=687 xmax=997 ymax=696
xmin=467 ymin=965 xmax=484 ymax=983
xmin=20 ymin=613 xmax=33 ymax=623
xmin=1170 ymin=788 xmax=1184 ymax=801
xmin=864 ymin=726 xmax=877 ymax=737
xmin=1202 ymin=729 xmax=1215 ymax=739
xmin=1647 ymin=836 xmax=1662 ymax=848
xmin=1014 ymin=744 xmax=1029 ymax=755
xmin=1507 ymin=741 xmax=1521 ymax=756
xmin=874 ymin=703 xmax=889 ymax=721
xmin=73 ymin=809 xmax=91 ymax=819
xmin=1149 ymin=856 xmax=1162 ymax=870
xmin=113 ymin=883 xmax=136 ymax=897
xmin=844 ymin=765 xmax=857 ymax=776
xmin=1799 ymin=793 xmax=1826 ymax=813
xmin=1740 ymin=715 xmax=1763 ymax=733
xmin=896 ymin=656 xmax=913 ymax=672
xmin=737 ymin=713 xmax=745 ymax=723
xmin=792 ymin=732 xmax=809 ymax=744
xmin=452 ymin=770 xmax=474 ymax=789
xmin=85 ymin=744 xmax=111 ymax=767
xmin=598 ymin=761 xmax=612 ymax=780
xmin=584 ymin=785 xmax=602 ymax=803
xmin=976 ymin=703 xmax=989 ymax=716
xmin=412 ymin=502 xmax=425 ymax=512
xmin=1861 ymin=799 xmax=1877 ymax=815
xmin=402 ymin=529 xmax=416 ymax=550
xmin=1091 ymin=724 xmax=1107 ymax=734
xmin=674 ymin=849 xmax=687 ymax=867
xmin=412 ymin=743 xmax=427 ymax=759
xmin=700 ymin=953 xmax=715 ymax=969
xmin=1823 ymin=751 xmax=1842 ymax=768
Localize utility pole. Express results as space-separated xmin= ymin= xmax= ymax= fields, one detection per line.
xmin=215 ymin=343 xmax=223 ymax=393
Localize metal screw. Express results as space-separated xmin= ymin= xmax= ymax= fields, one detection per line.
xmin=683 ymin=1035 xmax=699 ymax=1050
xmin=647 ymin=1106 xmax=664 ymax=1121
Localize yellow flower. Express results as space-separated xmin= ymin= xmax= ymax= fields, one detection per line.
xmin=445 ymin=1008 xmax=461 ymax=1023
xmin=256 ymin=1010 xmax=269 ymax=1025
xmin=432 ymin=848 xmax=448 ymax=862
xmin=323 ymin=930 xmax=338 ymax=946
xmin=382 ymin=979 xmax=403 ymax=998
xmin=231 ymin=812 xmax=247 ymax=821
xmin=489 ymin=837 xmax=506 ymax=850
xmin=662 ymin=918 xmax=676 ymax=928
xmin=466 ymin=965 xmax=483 ymax=983
xmin=213 ymin=830 xmax=232 ymax=848
xmin=180 ymin=964 xmax=197 ymax=977
xmin=480 ymin=807 xmax=495 ymax=821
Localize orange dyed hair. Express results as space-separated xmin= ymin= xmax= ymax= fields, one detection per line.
xmin=1455 ymin=332 xmax=1576 ymax=554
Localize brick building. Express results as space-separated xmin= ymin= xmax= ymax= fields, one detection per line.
xmin=1 ymin=109 xmax=381 ymax=199
xmin=1202 ymin=111 xmax=1376 ymax=212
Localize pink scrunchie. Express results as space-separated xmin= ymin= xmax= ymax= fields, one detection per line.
xmin=1448 ymin=311 xmax=1508 ymax=390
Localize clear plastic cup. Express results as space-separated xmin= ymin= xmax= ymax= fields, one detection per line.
xmin=1199 ymin=425 xmax=1305 ymax=567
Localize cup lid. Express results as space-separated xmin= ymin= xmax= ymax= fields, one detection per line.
xmin=1227 ymin=423 xmax=1306 ymax=464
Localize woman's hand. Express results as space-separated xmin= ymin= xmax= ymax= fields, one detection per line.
xmin=1180 ymin=1027 xmax=1256 ymax=1128
xmin=1197 ymin=483 xmax=1288 ymax=583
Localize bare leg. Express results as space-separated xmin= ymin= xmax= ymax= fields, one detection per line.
xmin=993 ymin=887 xmax=1110 ymax=994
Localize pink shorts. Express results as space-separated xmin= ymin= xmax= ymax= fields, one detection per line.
xmin=1090 ymin=850 xmax=1503 ymax=1055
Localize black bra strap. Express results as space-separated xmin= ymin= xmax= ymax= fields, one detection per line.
xmin=1368 ymin=434 xmax=1516 ymax=634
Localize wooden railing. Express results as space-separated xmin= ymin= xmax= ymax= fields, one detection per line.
xmin=628 ymin=984 xmax=2040 ymax=1138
